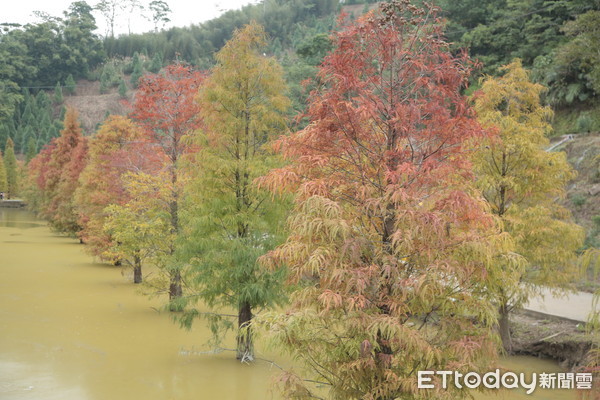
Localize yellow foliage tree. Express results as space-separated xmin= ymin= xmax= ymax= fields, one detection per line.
xmin=103 ymin=171 xmax=173 ymax=284
xmin=179 ymin=22 xmax=290 ymax=362
xmin=472 ymin=59 xmax=585 ymax=352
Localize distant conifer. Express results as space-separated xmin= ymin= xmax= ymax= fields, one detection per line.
xmin=55 ymin=82 xmax=64 ymax=103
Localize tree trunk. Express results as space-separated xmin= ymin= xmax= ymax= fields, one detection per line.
xmin=133 ymin=254 xmax=142 ymax=284
xmin=168 ymin=270 xmax=183 ymax=311
xmin=236 ymin=301 xmax=254 ymax=362
xmin=498 ymin=303 xmax=512 ymax=353
xmin=167 ymin=161 xmax=182 ymax=308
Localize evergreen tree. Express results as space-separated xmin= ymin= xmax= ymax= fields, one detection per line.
xmin=148 ymin=52 xmax=163 ymax=73
xmin=0 ymin=125 xmax=9 ymax=153
xmin=65 ymin=74 xmax=76 ymax=95
xmin=118 ymin=78 xmax=127 ymax=98
xmin=0 ymin=150 xmax=7 ymax=194
xmin=20 ymin=126 xmax=34 ymax=156
xmin=4 ymin=137 xmax=18 ymax=198
xmin=36 ymin=90 xmax=51 ymax=110
xmin=130 ymin=53 xmax=143 ymax=88
xmin=25 ymin=136 xmax=37 ymax=164
xmin=54 ymin=82 xmax=65 ymax=104
xmin=4 ymin=119 xmax=17 ymax=151
xmin=100 ymin=70 xmax=110 ymax=94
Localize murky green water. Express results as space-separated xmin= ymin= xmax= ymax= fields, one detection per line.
xmin=0 ymin=208 xmax=579 ymax=399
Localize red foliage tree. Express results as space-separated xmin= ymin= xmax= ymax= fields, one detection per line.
xmin=25 ymin=140 xmax=56 ymax=213
xmin=52 ymin=136 xmax=89 ymax=235
xmin=259 ymin=2 xmax=509 ymax=398
xmin=130 ymin=63 xmax=204 ymax=303
xmin=42 ymin=107 xmax=88 ymax=235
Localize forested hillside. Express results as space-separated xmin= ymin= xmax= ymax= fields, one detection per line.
xmin=2 ymin=0 xmax=599 ymax=155
xmin=2 ymin=1 xmax=600 ymax=397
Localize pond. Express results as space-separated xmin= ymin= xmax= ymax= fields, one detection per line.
xmin=0 ymin=208 xmax=577 ymax=399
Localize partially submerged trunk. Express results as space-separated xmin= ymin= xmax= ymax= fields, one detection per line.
xmin=236 ymin=301 xmax=254 ymax=362
xmin=133 ymin=253 xmax=142 ymax=284
xmin=499 ymin=303 xmax=512 ymax=353
xmin=169 ymin=270 xmax=183 ymax=311
xmin=168 ymin=168 xmax=182 ymax=308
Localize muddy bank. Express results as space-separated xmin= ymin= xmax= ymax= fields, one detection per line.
xmin=511 ymin=310 xmax=598 ymax=369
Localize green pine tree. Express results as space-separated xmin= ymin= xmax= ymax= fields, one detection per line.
xmin=4 ymin=137 xmax=18 ymax=198
xmin=0 ymin=150 xmax=7 ymax=194
xmin=100 ymin=70 xmax=110 ymax=94
xmin=25 ymin=136 xmax=37 ymax=164
xmin=0 ymin=125 xmax=8 ymax=153
xmin=20 ymin=126 xmax=33 ymax=155
xmin=54 ymin=82 xmax=64 ymax=103
xmin=130 ymin=54 xmax=144 ymax=88
xmin=148 ymin=52 xmax=163 ymax=73
xmin=65 ymin=74 xmax=76 ymax=95
xmin=118 ymin=78 xmax=127 ymax=98
xmin=36 ymin=91 xmax=51 ymax=110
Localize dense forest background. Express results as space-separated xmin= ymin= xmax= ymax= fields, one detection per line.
xmin=1 ymin=1 xmax=600 ymax=385
xmin=1 ymin=1 xmax=600 ymax=254
xmin=1 ymin=0 xmax=599 ymax=156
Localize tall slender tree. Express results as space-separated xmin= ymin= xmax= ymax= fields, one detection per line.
xmin=52 ymin=135 xmax=89 ymax=235
xmin=0 ymin=150 xmax=7 ymax=195
xmin=259 ymin=2 xmax=515 ymax=398
xmin=4 ymin=137 xmax=18 ymax=199
xmin=179 ymin=22 xmax=290 ymax=362
xmin=148 ymin=0 xmax=171 ymax=32
xmin=472 ymin=59 xmax=585 ymax=352
xmin=43 ymin=108 xmax=85 ymax=234
xmin=25 ymin=137 xmax=37 ymax=164
xmin=24 ymin=141 xmax=56 ymax=214
xmin=130 ymin=63 xmax=203 ymax=306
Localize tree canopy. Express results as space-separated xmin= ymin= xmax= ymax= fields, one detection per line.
xmin=258 ymin=2 xmax=513 ymax=398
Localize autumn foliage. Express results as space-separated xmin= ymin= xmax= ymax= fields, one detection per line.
xmin=130 ymin=63 xmax=204 ymax=303
xmin=178 ymin=22 xmax=290 ymax=362
xmin=75 ymin=115 xmax=160 ymax=260
xmin=130 ymin=63 xmax=204 ymax=168
xmin=37 ymin=108 xmax=88 ymax=235
xmin=472 ymin=59 xmax=585 ymax=352
xmin=259 ymin=2 xmax=511 ymax=398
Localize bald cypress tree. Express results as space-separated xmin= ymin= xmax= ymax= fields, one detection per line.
xmin=472 ymin=59 xmax=585 ymax=352
xmin=178 ymin=23 xmax=290 ymax=362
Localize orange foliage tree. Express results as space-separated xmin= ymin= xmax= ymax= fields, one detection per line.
xmin=24 ymin=141 xmax=55 ymax=213
xmin=74 ymin=115 xmax=162 ymax=269
xmin=41 ymin=108 xmax=88 ymax=235
xmin=130 ymin=63 xmax=204 ymax=304
xmin=258 ymin=1 xmax=515 ymax=398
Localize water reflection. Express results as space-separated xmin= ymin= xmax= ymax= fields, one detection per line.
xmin=0 ymin=208 xmax=578 ymax=400
xmin=0 ymin=208 xmax=280 ymax=400
xmin=0 ymin=209 xmax=45 ymax=229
